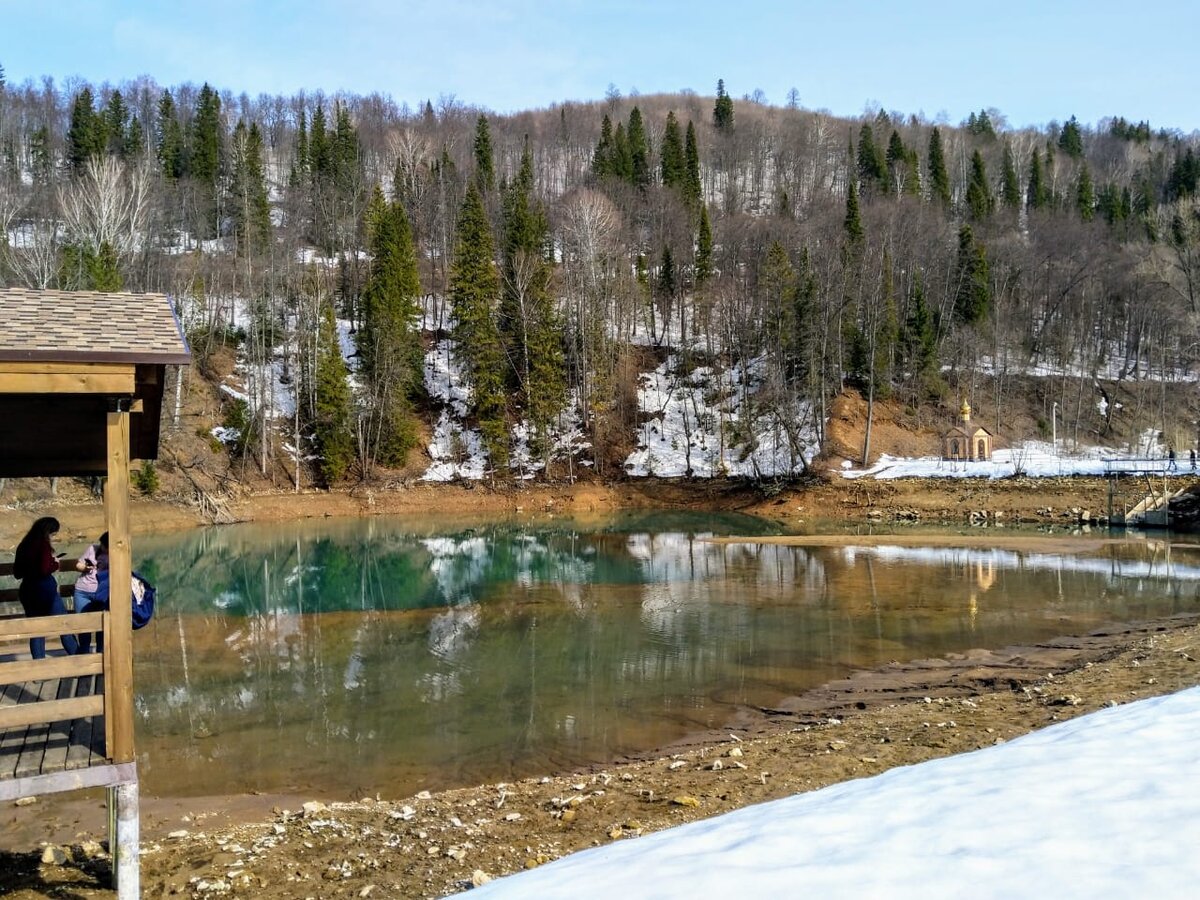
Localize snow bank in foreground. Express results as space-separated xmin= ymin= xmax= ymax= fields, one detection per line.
xmin=474 ymin=687 xmax=1200 ymax=899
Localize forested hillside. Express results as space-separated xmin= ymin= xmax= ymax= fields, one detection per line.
xmin=1 ymin=64 xmax=1198 ymax=489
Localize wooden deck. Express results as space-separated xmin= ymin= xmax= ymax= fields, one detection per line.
xmin=1 ymin=669 xmax=107 ymax=780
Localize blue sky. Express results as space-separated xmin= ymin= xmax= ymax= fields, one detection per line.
xmin=3 ymin=1 xmax=1197 ymax=132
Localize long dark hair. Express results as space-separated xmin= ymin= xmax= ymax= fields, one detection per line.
xmin=13 ymin=516 xmax=59 ymax=579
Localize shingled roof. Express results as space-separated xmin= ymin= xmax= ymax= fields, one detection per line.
xmin=0 ymin=288 xmax=190 ymax=364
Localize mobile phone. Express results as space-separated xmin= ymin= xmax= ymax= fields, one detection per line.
xmin=55 ymin=552 xmax=67 ymax=558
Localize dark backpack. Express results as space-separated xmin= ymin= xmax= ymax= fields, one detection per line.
xmin=131 ymin=572 xmax=156 ymax=630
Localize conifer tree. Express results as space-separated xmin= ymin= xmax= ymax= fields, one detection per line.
xmin=157 ymin=90 xmax=184 ymax=180
xmin=103 ymin=90 xmax=128 ymax=156
xmin=684 ymin=120 xmax=702 ymax=207
xmin=1058 ymin=115 xmax=1084 ymax=158
xmin=902 ymin=274 xmax=937 ymax=378
xmin=953 ymin=225 xmax=990 ymax=324
xmin=230 ymin=120 xmax=272 ymax=255
xmin=844 ymin=179 xmax=864 ymax=247
xmin=29 ymin=126 xmax=52 ymax=186
xmin=67 ymin=87 xmax=102 ymax=173
xmin=293 ymin=106 xmax=309 ymax=183
xmin=612 ymin=121 xmax=632 ymax=182
xmin=1000 ymin=143 xmax=1021 ymax=209
xmin=473 ymin=114 xmax=496 ymax=192
xmin=762 ymin=241 xmax=797 ymax=355
xmin=450 ymin=183 xmax=509 ymax=470
xmin=360 ymin=186 xmax=423 ymax=465
xmin=592 ymin=114 xmax=615 ymax=178
xmin=713 ymin=78 xmax=734 ymax=131
xmin=1076 ymin=162 xmax=1095 ymax=221
xmin=627 ymin=107 xmax=650 ymax=188
xmin=660 ymin=111 xmax=685 ymax=190
xmin=1027 ymin=147 xmax=1048 ymax=210
xmin=126 ymin=115 xmax=144 ymax=159
xmin=657 ymin=245 xmax=676 ymax=301
xmin=501 ymin=139 xmax=564 ymax=459
xmin=857 ymin=123 xmax=887 ymax=194
xmin=927 ymin=127 xmax=951 ymax=206
xmin=309 ymin=105 xmax=330 ymax=180
xmin=695 ymin=204 xmax=714 ymax=287
xmin=189 ymin=84 xmax=222 ymax=188
xmin=312 ymin=299 xmax=354 ymax=484
xmin=966 ymin=150 xmax=994 ymax=220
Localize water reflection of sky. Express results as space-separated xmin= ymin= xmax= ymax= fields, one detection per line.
xmin=129 ymin=518 xmax=1200 ymax=801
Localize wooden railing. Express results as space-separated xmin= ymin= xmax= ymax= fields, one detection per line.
xmin=0 ymin=559 xmax=114 ymax=760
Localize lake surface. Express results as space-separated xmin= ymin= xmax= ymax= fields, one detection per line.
xmin=129 ymin=514 xmax=1200 ymax=800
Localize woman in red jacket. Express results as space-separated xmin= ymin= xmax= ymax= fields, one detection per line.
xmin=12 ymin=517 xmax=79 ymax=658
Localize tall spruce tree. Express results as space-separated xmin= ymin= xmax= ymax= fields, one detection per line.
xmin=189 ymin=84 xmax=222 ymax=187
xmin=157 ymin=90 xmax=184 ymax=180
xmin=660 ymin=111 xmax=685 ymax=190
xmin=66 ymin=87 xmax=102 ymax=173
xmin=230 ymin=120 xmax=272 ymax=255
xmin=103 ymin=90 xmax=128 ymax=156
xmin=360 ymin=186 xmax=423 ymax=465
xmin=695 ymin=204 xmax=714 ymax=287
xmin=1076 ymin=162 xmax=1095 ymax=221
xmin=953 ymin=225 xmax=990 ymax=324
xmin=312 ymin=299 xmax=354 ymax=484
xmin=627 ymin=107 xmax=650 ymax=188
xmin=1058 ymin=115 xmax=1084 ymax=158
xmin=927 ymin=127 xmax=951 ymax=206
xmin=473 ymin=114 xmax=496 ymax=192
xmin=844 ymin=179 xmax=864 ymax=247
xmin=684 ymin=120 xmax=702 ymax=207
xmin=713 ymin=78 xmax=734 ymax=131
xmin=966 ymin=150 xmax=994 ymax=220
xmin=1000 ymin=143 xmax=1021 ymax=209
xmin=592 ymin=114 xmax=615 ymax=178
xmin=857 ymin=123 xmax=887 ymax=194
xmin=450 ymin=183 xmax=509 ymax=470
xmin=1027 ymin=147 xmax=1048 ymax=210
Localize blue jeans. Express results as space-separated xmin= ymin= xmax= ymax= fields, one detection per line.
xmin=74 ymin=588 xmax=102 ymax=653
xmin=19 ymin=575 xmax=79 ymax=659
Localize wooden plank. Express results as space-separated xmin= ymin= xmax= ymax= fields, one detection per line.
xmin=0 ymin=652 xmax=103 ymax=684
xmin=12 ymin=676 xmax=58 ymax=778
xmin=41 ymin=677 xmax=80 ymax=774
xmin=0 ymin=362 xmax=133 ymax=375
xmin=0 ymin=761 xmax=136 ymax=802
xmin=0 ymin=680 xmax=31 ymax=778
xmin=105 ymin=413 xmax=134 ymax=764
xmin=0 ymin=612 xmax=106 ymax=643
xmin=0 ymin=584 xmax=77 ymax=605
xmin=65 ymin=675 xmax=100 ymax=770
xmin=0 ymin=694 xmax=104 ymax=731
xmin=0 ymin=371 xmax=135 ymax=394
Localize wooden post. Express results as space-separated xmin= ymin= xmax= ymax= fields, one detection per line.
xmin=105 ymin=407 xmax=139 ymax=895
xmin=105 ymin=407 xmax=134 ymax=763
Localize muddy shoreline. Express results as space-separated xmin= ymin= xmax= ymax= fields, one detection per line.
xmin=2 ymin=477 xmax=1199 ymax=897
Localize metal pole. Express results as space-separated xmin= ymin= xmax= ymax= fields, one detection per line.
xmin=1052 ymin=401 xmax=1057 ymax=454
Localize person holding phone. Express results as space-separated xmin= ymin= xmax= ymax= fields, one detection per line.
xmin=12 ymin=516 xmax=79 ymax=658
xmin=73 ymin=532 xmax=108 ymax=652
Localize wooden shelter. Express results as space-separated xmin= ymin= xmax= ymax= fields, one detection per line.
xmin=0 ymin=288 xmax=189 ymax=897
xmin=942 ymin=400 xmax=992 ymax=462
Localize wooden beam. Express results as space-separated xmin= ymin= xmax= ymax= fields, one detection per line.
xmin=0 ymin=365 xmax=135 ymax=394
xmin=0 ymin=652 xmax=104 ymax=684
xmin=0 ymin=694 xmax=103 ymax=729
xmin=105 ymin=412 xmax=134 ymax=764
xmin=0 ymin=612 xmax=104 ymax=642
xmin=0 ymin=761 xmax=136 ymax=802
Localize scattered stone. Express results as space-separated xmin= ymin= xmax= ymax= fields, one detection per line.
xmin=471 ymin=870 xmax=493 ymax=887
xmin=670 ymin=796 xmax=700 ymax=808
xmin=607 ymin=826 xmax=624 ymax=840
xmin=560 ymin=809 xmax=577 ymax=824
xmin=79 ymin=840 xmax=105 ymax=859
xmin=168 ymin=830 xmax=190 ymax=840
xmin=301 ymin=801 xmax=327 ymax=818
xmin=668 ymin=760 xmax=687 ymax=770
xmin=828 ymin=740 xmax=848 ymax=751
xmin=726 ymin=747 xmax=744 ymax=758
xmin=359 ymin=886 xmax=376 ymax=898
xmin=416 ymin=790 xmax=432 ymax=800
xmin=14 ymin=797 xmax=36 ymax=807
xmin=40 ymin=845 xmax=67 ymax=866
xmin=710 ymin=759 xmax=723 ymax=771
xmin=503 ymin=813 xmax=522 ymax=822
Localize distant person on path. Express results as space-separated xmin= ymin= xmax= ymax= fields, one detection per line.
xmin=12 ymin=516 xmax=79 ymax=658
xmin=73 ymin=531 xmax=108 ymax=653
xmin=1191 ymin=449 xmax=1196 ymax=471
xmin=1168 ymin=448 xmax=1177 ymax=471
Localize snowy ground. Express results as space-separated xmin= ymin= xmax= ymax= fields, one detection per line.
xmin=474 ymin=687 xmax=1200 ymax=899
xmin=843 ymin=441 xmax=1197 ymax=481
